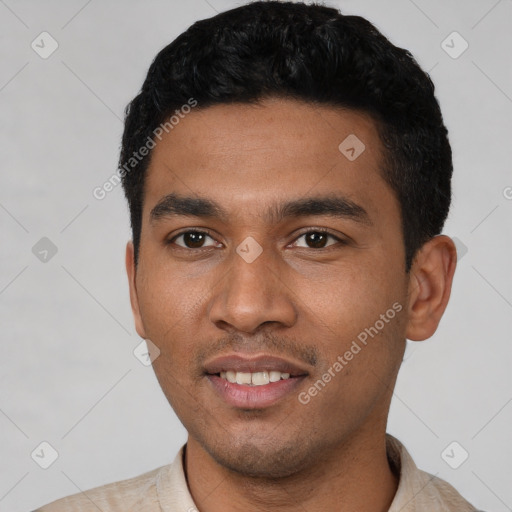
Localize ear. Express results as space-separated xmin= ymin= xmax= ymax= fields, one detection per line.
xmin=126 ymin=241 xmax=147 ymax=339
xmin=405 ymin=235 xmax=457 ymax=341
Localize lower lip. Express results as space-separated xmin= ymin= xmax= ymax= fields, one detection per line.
xmin=207 ymin=375 xmax=305 ymax=409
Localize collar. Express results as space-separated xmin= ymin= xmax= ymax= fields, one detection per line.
xmin=155 ymin=434 xmax=475 ymax=512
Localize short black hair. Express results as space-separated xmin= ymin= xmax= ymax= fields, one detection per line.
xmin=119 ymin=0 xmax=452 ymax=271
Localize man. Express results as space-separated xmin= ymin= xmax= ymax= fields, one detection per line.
xmin=36 ymin=1 xmax=480 ymax=510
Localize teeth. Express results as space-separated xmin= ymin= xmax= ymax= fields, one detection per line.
xmin=269 ymin=370 xmax=281 ymax=382
xmin=219 ymin=370 xmax=292 ymax=386
xmin=252 ymin=371 xmax=269 ymax=385
xmin=236 ymin=372 xmax=252 ymax=385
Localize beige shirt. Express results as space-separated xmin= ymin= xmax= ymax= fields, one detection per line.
xmin=36 ymin=434 xmax=479 ymax=511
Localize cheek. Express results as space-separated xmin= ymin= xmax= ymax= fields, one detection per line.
xmin=298 ymin=261 xmax=407 ymax=389
xmin=136 ymin=268 xmax=204 ymax=355
xmin=299 ymin=261 xmax=403 ymax=336
xmin=305 ymin=303 xmax=406 ymax=426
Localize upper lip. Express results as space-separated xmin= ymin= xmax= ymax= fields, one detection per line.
xmin=203 ymin=354 xmax=310 ymax=377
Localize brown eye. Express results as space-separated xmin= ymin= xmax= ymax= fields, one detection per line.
xmin=293 ymin=230 xmax=341 ymax=249
xmin=171 ymin=231 xmax=218 ymax=249
xmin=305 ymin=232 xmax=328 ymax=248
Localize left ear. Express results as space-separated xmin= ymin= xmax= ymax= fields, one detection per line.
xmin=126 ymin=240 xmax=147 ymax=340
xmin=405 ymin=235 xmax=457 ymax=341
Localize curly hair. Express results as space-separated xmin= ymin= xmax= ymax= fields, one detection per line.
xmin=119 ymin=1 xmax=452 ymax=271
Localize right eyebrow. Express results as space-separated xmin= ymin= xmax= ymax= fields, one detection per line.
xmin=150 ymin=193 xmax=229 ymax=224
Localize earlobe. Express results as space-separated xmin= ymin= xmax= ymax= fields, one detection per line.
xmin=125 ymin=241 xmax=147 ymax=339
xmin=405 ymin=235 xmax=457 ymax=341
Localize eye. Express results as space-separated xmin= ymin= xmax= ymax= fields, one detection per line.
xmin=169 ymin=230 xmax=220 ymax=249
xmin=291 ymin=229 xmax=344 ymax=249
xmin=167 ymin=228 xmax=345 ymax=251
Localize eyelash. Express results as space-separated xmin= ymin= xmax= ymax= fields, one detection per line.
xmin=166 ymin=228 xmax=346 ymax=251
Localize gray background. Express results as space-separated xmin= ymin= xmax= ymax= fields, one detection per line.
xmin=1 ymin=0 xmax=511 ymax=510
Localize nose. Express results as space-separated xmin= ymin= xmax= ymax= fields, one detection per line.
xmin=208 ymin=241 xmax=298 ymax=334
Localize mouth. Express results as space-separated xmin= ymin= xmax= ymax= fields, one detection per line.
xmin=218 ymin=370 xmax=292 ymax=386
xmin=204 ymin=354 xmax=309 ymax=409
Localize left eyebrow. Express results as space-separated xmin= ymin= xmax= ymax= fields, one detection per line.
xmin=149 ymin=192 xmax=372 ymax=226
xmin=270 ymin=195 xmax=372 ymax=226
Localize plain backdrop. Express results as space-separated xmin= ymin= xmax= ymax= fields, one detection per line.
xmin=1 ymin=0 xmax=511 ymax=510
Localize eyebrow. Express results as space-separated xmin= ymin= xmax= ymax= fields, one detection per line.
xmin=149 ymin=193 xmax=372 ymax=226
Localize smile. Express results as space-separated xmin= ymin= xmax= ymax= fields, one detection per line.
xmin=219 ymin=370 xmax=291 ymax=386
xmin=203 ymin=354 xmax=309 ymax=409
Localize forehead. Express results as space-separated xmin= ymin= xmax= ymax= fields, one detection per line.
xmin=143 ymin=98 xmax=397 ymax=225
xmin=149 ymin=98 xmax=381 ymax=169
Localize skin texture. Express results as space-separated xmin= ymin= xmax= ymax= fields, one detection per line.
xmin=126 ymin=98 xmax=457 ymax=512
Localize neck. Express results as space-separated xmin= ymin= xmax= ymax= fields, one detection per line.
xmin=185 ymin=428 xmax=399 ymax=512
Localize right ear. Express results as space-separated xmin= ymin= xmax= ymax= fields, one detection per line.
xmin=125 ymin=241 xmax=147 ymax=339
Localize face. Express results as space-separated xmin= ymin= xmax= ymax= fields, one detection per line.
xmin=127 ymin=98 xmax=411 ymax=478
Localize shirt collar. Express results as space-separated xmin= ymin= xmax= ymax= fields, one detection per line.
xmin=156 ymin=434 xmax=474 ymax=512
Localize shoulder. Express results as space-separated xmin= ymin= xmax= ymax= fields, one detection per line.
xmin=386 ymin=434 xmax=481 ymax=512
xmin=414 ymin=468 xmax=481 ymax=512
xmin=33 ymin=465 xmax=167 ymax=511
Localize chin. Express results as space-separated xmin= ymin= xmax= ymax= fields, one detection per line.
xmin=202 ymin=436 xmax=315 ymax=479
